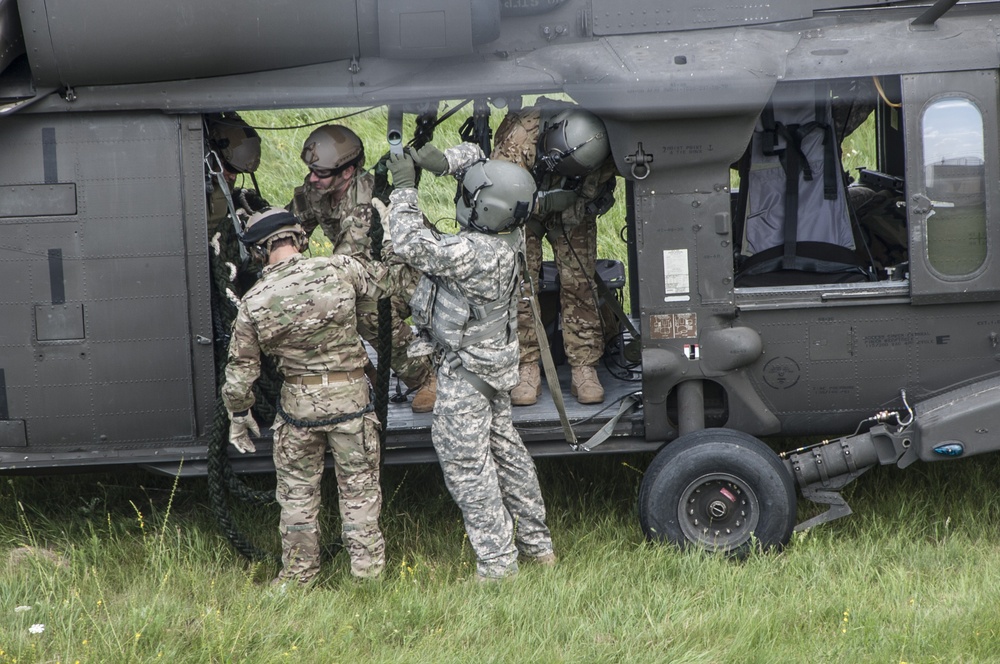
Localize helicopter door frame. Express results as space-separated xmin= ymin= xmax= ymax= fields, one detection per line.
xmin=903 ymin=69 xmax=1000 ymax=305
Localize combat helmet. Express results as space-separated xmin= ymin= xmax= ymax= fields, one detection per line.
xmin=456 ymin=160 xmax=537 ymax=234
xmin=207 ymin=114 xmax=262 ymax=174
xmin=300 ymin=125 xmax=364 ymax=174
xmin=538 ymin=108 xmax=611 ymax=177
xmin=240 ymin=207 xmax=309 ymax=256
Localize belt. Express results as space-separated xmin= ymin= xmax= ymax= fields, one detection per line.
xmin=285 ymin=368 xmax=365 ymax=386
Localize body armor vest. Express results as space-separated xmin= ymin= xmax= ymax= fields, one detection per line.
xmin=410 ymin=241 xmax=523 ymax=353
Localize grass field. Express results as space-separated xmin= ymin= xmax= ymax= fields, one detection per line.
xmin=4 ymin=453 xmax=1000 ymax=662
xmin=5 ymin=105 xmax=992 ymax=663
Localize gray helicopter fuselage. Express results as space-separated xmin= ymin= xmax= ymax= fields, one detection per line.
xmin=2 ymin=0 xmax=1000 ymax=482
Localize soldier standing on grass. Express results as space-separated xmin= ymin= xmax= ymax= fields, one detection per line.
xmin=288 ymin=124 xmax=437 ymax=413
xmin=380 ymin=144 xmax=555 ymax=581
xmin=491 ymin=103 xmax=618 ymax=407
xmin=222 ymin=208 xmax=387 ymax=585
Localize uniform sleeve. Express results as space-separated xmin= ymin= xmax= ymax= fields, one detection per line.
xmin=443 ymin=143 xmax=487 ymax=176
xmin=333 ymin=203 xmax=375 ymax=259
xmin=387 ymin=188 xmax=480 ymax=281
xmin=492 ymin=108 xmax=541 ymax=172
xmin=342 ymin=256 xmax=390 ymax=301
xmin=570 ymin=155 xmax=619 ymax=219
xmin=287 ymin=184 xmax=319 ymax=239
xmin=580 ymin=155 xmax=619 ymax=198
xmin=221 ymin=302 xmax=262 ymax=413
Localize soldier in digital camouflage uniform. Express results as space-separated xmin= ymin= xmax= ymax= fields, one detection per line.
xmin=382 ymin=142 xmax=555 ymax=580
xmin=491 ymin=103 xmax=618 ymax=406
xmin=287 ymin=124 xmax=436 ymax=413
xmin=222 ymin=207 xmax=388 ymax=584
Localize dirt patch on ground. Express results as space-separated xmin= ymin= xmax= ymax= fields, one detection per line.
xmin=6 ymin=545 xmax=70 ymax=570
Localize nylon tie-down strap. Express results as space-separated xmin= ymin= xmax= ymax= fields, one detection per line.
xmin=578 ymin=392 xmax=642 ymax=452
xmin=521 ymin=262 xmax=577 ymax=447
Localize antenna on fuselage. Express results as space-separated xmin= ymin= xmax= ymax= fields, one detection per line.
xmin=910 ymin=0 xmax=961 ymax=28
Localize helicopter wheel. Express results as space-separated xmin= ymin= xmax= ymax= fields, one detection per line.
xmin=638 ymin=428 xmax=796 ymax=557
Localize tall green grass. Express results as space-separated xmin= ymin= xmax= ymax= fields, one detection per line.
xmin=4 ymin=454 xmax=1000 ymax=662
xmin=240 ymin=103 xmax=631 ymax=275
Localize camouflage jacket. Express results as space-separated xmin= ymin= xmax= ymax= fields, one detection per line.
xmin=221 ymin=253 xmax=386 ymax=413
xmin=207 ymin=184 xmax=268 ymax=297
xmin=492 ymin=104 xmax=617 ymax=228
xmin=288 ymin=169 xmax=393 ymax=261
xmin=388 ymin=143 xmax=521 ymax=389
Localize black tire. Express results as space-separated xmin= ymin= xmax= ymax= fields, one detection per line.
xmin=638 ymin=428 xmax=796 ymax=557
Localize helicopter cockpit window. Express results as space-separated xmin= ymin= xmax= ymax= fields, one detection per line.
xmin=921 ymin=97 xmax=987 ymax=277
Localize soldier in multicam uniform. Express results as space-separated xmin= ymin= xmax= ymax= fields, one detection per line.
xmin=288 ymin=124 xmax=436 ymax=413
xmin=382 ymin=143 xmax=555 ymax=580
xmin=490 ymin=104 xmax=618 ymax=406
xmin=205 ymin=113 xmax=270 ymax=298
xmin=222 ymin=207 xmax=387 ymax=585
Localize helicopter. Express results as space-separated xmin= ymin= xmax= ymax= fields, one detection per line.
xmin=2 ymin=0 xmax=999 ymax=558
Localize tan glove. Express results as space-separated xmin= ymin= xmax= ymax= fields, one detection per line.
xmin=371 ymin=198 xmax=391 ymax=241
xmin=228 ymin=410 xmax=260 ymax=454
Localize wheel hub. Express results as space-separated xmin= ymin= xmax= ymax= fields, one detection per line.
xmin=677 ymin=473 xmax=760 ymax=553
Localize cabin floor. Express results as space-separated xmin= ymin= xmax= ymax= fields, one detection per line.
xmin=380 ymin=359 xmax=649 ymax=464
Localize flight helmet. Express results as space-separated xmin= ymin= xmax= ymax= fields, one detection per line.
xmin=300 ymin=125 xmax=364 ymax=176
xmin=207 ymin=114 xmax=262 ymax=174
xmin=538 ymin=108 xmax=611 ymax=177
xmin=455 ymin=160 xmax=537 ymax=234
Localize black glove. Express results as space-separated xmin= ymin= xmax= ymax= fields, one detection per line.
xmin=534 ymin=189 xmax=578 ymax=216
xmin=237 ymin=189 xmax=271 ymax=213
xmin=388 ymin=152 xmax=417 ymax=189
xmin=410 ymin=144 xmax=449 ymax=176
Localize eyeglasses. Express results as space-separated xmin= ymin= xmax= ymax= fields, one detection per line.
xmin=309 ymin=167 xmax=336 ymax=179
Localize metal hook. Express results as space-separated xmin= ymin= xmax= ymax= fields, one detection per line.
xmin=625 ymin=142 xmax=653 ymax=180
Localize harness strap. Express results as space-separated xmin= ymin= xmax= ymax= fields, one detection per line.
xmin=521 ymin=256 xmax=577 ymax=446
xmin=205 ymin=149 xmax=249 ymax=263
xmin=778 ymin=124 xmax=802 ymax=269
xmin=443 ymin=351 xmax=497 ymax=400
xmin=578 ymin=392 xmax=642 ymax=452
xmin=593 ymin=271 xmax=639 ymax=339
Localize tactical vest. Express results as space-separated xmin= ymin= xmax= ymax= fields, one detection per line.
xmin=409 ymin=237 xmax=522 ymax=353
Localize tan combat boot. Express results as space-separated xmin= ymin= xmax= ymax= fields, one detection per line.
xmin=525 ymin=551 xmax=557 ymax=567
xmin=571 ymin=366 xmax=605 ymax=404
xmin=410 ymin=374 xmax=437 ymax=413
xmin=511 ymin=363 xmax=542 ymax=406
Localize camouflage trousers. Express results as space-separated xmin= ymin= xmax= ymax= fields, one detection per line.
xmin=431 ymin=364 xmax=554 ymax=578
xmin=272 ymin=380 xmax=385 ymax=582
xmin=518 ymin=217 xmax=604 ymax=367
xmin=357 ymin=263 xmax=432 ymax=389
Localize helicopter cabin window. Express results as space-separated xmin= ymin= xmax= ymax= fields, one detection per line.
xmin=921 ymin=97 xmax=987 ymax=277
